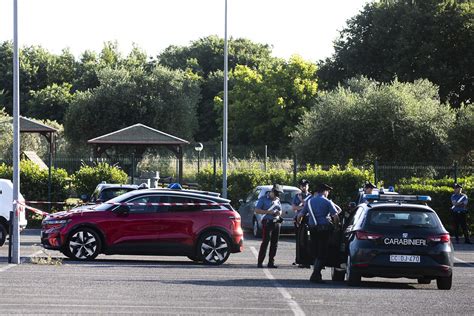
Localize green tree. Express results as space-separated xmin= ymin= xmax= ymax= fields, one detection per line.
xmin=215 ymin=56 xmax=318 ymax=152
xmin=26 ymin=83 xmax=75 ymax=123
xmin=64 ymin=65 xmax=201 ymax=150
xmin=0 ymin=42 xmax=78 ymax=115
xmin=73 ymin=50 xmax=100 ymax=92
xmin=157 ymin=35 xmax=275 ymax=141
xmin=318 ymin=0 xmax=473 ymax=107
xmin=291 ymin=77 xmax=456 ymax=164
xmin=48 ymin=49 xmax=77 ymax=85
xmin=449 ymin=105 xmax=474 ymax=163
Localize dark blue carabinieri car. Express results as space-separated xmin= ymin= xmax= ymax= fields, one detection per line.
xmin=340 ymin=194 xmax=453 ymax=290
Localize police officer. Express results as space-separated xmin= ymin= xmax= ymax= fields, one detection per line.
xmin=451 ymin=183 xmax=471 ymax=244
xmin=298 ymin=183 xmax=340 ymax=283
xmin=359 ymin=181 xmax=376 ymax=204
xmin=292 ymin=179 xmax=311 ymax=268
xmin=256 ymin=184 xmax=284 ymax=268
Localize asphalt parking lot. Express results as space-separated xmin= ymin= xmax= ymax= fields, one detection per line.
xmin=0 ymin=230 xmax=473 ymax=315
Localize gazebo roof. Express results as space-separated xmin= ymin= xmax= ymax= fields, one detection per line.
xmin=87 ymin=123 xmax=190 ymax=145
xmin=20 ymin=116 xmax=58 ymax=133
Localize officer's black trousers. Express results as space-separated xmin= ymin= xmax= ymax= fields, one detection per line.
xmin=453 ymin=212 xmax=470 ymax=241
xmin=310 ymin=228 xmax=331 ymax=265
xmin=258 ymin=220 xmax=281 ymax=265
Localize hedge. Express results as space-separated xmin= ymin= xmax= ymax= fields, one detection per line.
xmin=197 ymin=165 xmax=473 ymax=234
xmin=396 ymin=178 xmax=473 ymax=233
xmin=197 ymin=163 xmax=372 ymax=209
xmin=0 ymin=160 xmax=70 ymax=226
xmin=0 ymin=160 xmax=70 ymax=205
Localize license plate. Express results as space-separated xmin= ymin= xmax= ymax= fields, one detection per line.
xmin=390 ymin=255 xmax=420 ymax=263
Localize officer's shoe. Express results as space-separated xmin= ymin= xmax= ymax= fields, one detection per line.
xmin=309 ymin=274 xmax=325 ymax=284
xmin=465 ymin=239 xmax=472 ymax=244
xmin=267 ymin=263 xmax=278 ymax=269
xmin=257 ymin=263 xmax=263 ymax=268
xmin=298 ymin=264 xmax=311 ymax=268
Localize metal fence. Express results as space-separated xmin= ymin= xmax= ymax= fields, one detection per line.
xmin=2 ymin=154 xmax=472 ymax=186
xmin=375 ymin=162 xmax=473 ymax=186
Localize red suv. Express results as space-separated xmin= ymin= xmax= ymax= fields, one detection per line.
xmin=41 ymin=188 xmax=243 ymax=265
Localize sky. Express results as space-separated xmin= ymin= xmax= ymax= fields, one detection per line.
xmin=0 ymin=0 xmax=371 ymax=62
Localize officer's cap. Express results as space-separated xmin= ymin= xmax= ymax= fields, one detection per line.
xmin=454 ymin=183 xmax=463 ymax=189
xmin=364 ymin=181 xmax=376 ymax=189
xmin=271 ymin=184 xmax=284 ymax=194
xmin=317 ymin=183 xmax=333 ymax=192
xmin=299 ymin=179 xmax=310 ymax=186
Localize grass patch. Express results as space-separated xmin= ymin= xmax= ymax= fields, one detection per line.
xmin=29 ymin=248 xmax=63 ymax=266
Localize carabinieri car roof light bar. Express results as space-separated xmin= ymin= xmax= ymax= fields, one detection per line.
xmin=365 ymin=194 xmax=432 ymax=203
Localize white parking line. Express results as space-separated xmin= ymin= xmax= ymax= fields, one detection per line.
xmin=0 ymin=250 xmax=43 ymax=272
xmin=454 ymin=257 xmax=474 ymax=267
xmin=250 ymin=246 xmax=305 ymax=316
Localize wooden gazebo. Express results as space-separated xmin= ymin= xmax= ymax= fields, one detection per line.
xmin=87 ymin=124 xmax=190 ymax=183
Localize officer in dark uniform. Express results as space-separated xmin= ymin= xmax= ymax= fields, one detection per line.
xmin=451 ymin=183 xmax=471 ymax=244
xmin=358 ymin=181 xmax=376 ymax=204
xmin=292 ymin=179 xmax=311 ymax=267
xmin=298 ymin=183 xmax=340 ymax=283
xmin=256 ymin=184 xmax=284 ymax=268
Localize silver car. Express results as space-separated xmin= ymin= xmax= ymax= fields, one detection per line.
xmin=238 ymin=185 xmax=301 ymax=237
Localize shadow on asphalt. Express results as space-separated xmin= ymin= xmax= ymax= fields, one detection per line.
xmin=57 ymin=258 xmax=288 ymax=270
xmin=454 ymin=262 xmax=474 ymax=267
xmin=152 ymin=278 xmax=425 ymax=290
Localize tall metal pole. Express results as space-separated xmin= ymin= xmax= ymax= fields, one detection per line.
xmin=222 ymin=0 xmax=228 ymax=199
xmin=12 ymin=0 xmax=21 ymax=264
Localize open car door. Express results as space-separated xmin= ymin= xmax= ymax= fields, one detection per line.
xmin=295 ymin=213 xmax=345 ymax=269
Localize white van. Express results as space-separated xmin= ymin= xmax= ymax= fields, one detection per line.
xmin=0 ymin=179 xmax=28 ymax=246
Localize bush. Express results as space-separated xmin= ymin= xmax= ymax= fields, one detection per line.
xmin=72 ymin=162 xmax=128 ymax=196
xmin=0 ymin=161 xmax=70 ymax=227
xmin=0 ymin=160 xmax=70 ymax=203
xmin=197 ymin=162 xmax=372 ymax=208
xmin=298 ymin=162 xmax=372 ymax=207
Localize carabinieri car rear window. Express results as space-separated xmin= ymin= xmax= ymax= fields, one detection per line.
xmin=367 ymin=208 xmax=440 ymax=229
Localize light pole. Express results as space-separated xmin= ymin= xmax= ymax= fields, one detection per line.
xmin=222 ymin=0 xmax=228 ymax=199
xmin=11 ymin=0 xmax=21 ymax=264
xmin=194 ymin=142 xmax=203 ymax=173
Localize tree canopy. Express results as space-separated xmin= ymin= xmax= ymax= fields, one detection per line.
xmin=157 ymin=35 xmax=275 ymax=142
xmin=318 ymin=0 xmax=473 ymax=107
xmin=215 ymin=55 xmax=318 ymax=153
xmin=291 ymin=77 xmax=457 ymax=164
xmin=64 ymin=65 xmax=201 ymax=151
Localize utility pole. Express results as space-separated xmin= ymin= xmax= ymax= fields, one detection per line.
xmin=11 ymin=0 xmax=21 ymax=264
xmin=222 ymin=0 xmax=228 ymax=199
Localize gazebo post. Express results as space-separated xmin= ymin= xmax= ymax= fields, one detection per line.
xmin=47 ymin=132 xmax=53 ymax=211
xmin=177 ymin=145 xmax=183 ymax=184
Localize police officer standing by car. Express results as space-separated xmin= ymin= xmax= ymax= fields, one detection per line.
xmin=256 ymin=184 xmax=284 ymax=268
xmin=359 ymin=181 xmax=376 ymax=204
xmin=292 ymin=179 xmax=311 ymax=267
xmin=451 ymin=183 xmax=471 ymax=244
xmin=298 ymin=183 xmax=340 ymax=283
